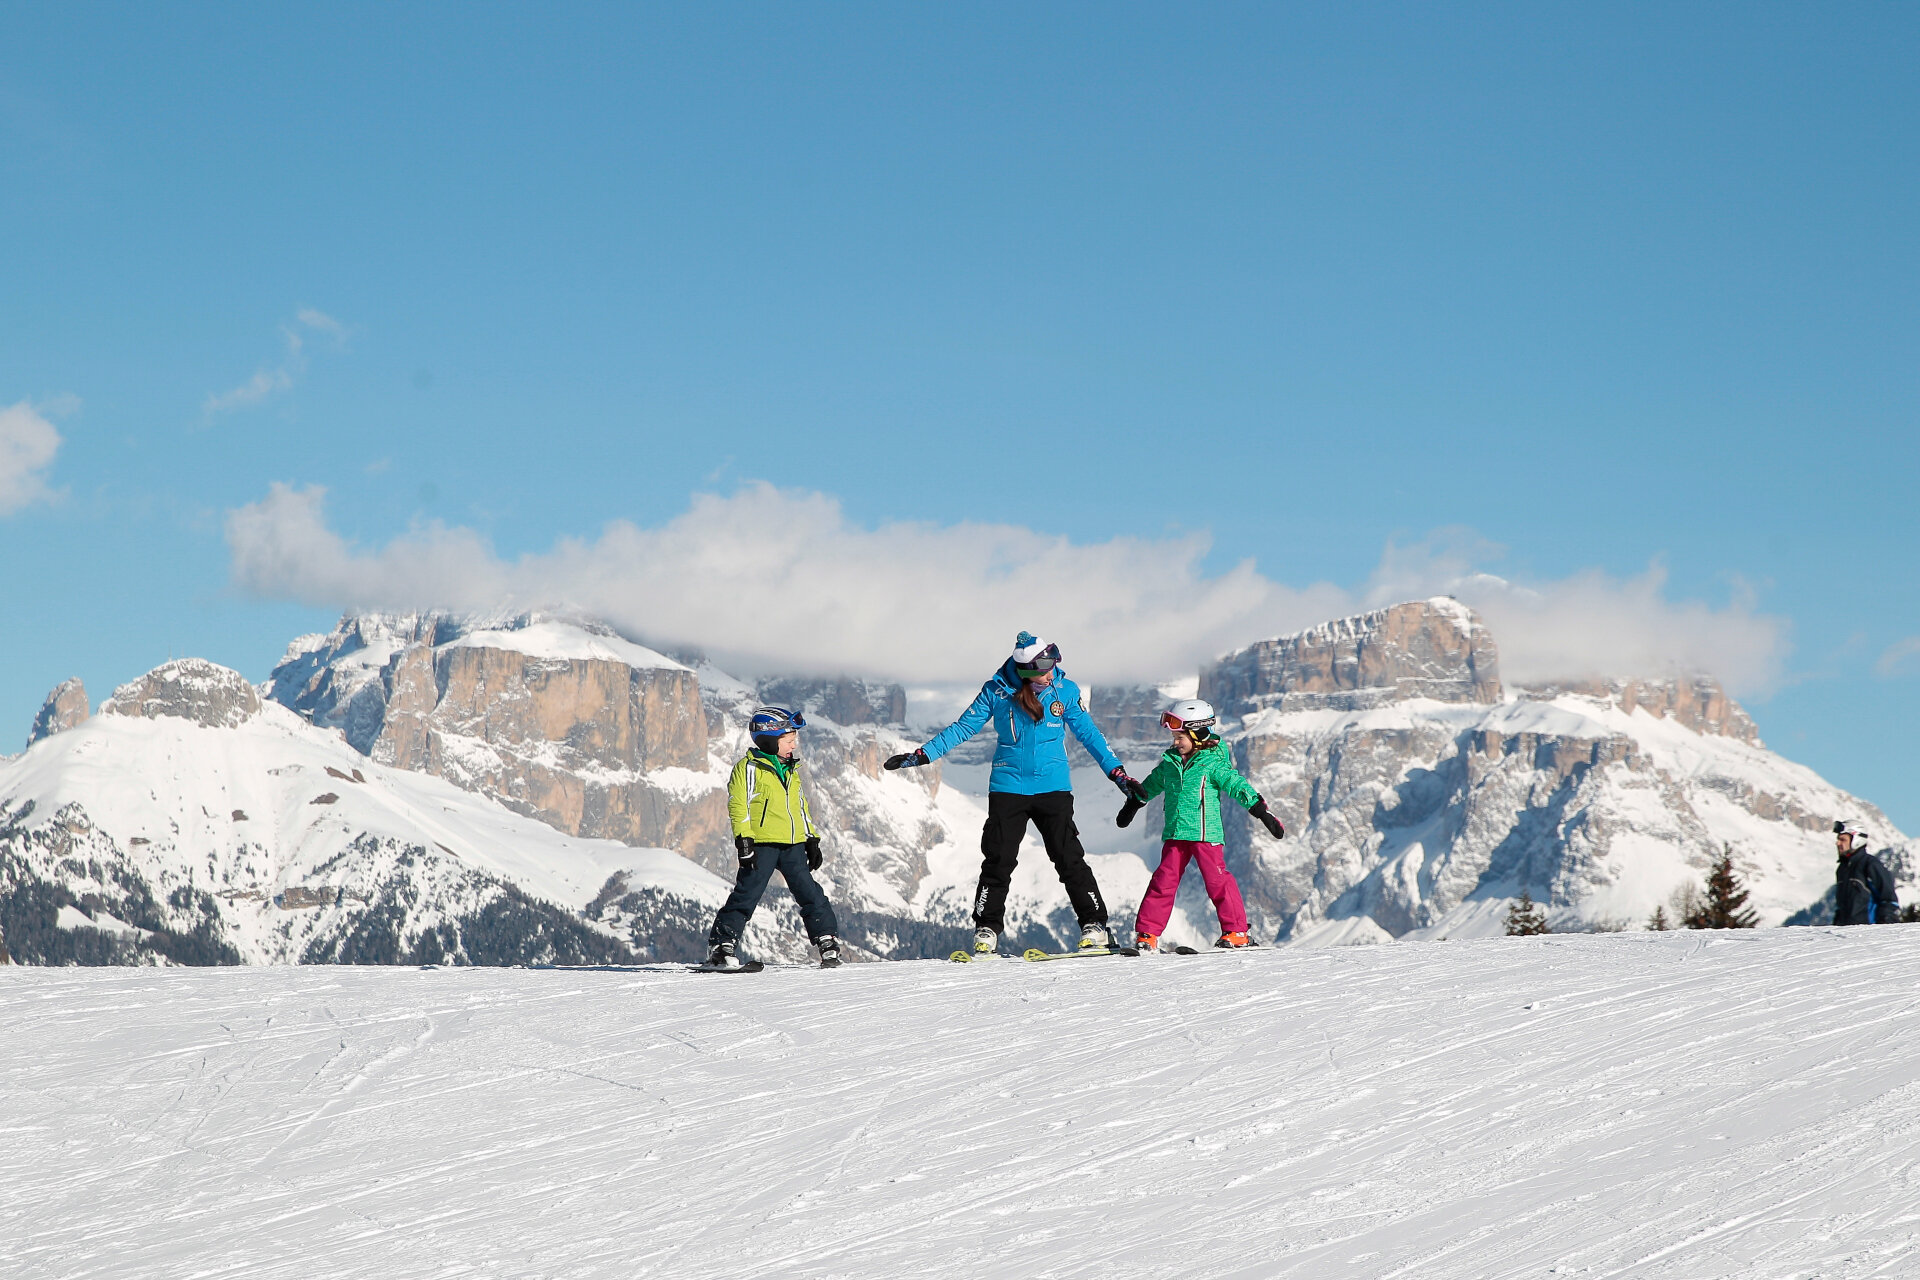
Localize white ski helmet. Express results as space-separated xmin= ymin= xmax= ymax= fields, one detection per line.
xmin=1161 ymin=698 xmax=1217 ymax=734
xmin=1834 ymin=820 xmax=1869 ymax=850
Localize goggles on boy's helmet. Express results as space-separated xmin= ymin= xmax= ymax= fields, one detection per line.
xmin=1012 ymin=636 xmax=1061 ymax=680
xmin=749 ymin=706 xmax=806 ymax=739
xmin=1162 ymin=698 xmax=1217 ymax=734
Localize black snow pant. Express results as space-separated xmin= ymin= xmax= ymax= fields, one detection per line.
xmin=708 ymin=842 xmax=838 ymax=947
xmin=972 ymin=790 xmax=1107 ymax=934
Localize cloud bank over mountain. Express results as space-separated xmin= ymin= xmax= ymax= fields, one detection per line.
xmin=225 ymin=482 xmax=1788 ymax=694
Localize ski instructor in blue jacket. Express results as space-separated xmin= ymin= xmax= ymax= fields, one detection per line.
xmin=885 ymin=632 xmax=1147 ymax=954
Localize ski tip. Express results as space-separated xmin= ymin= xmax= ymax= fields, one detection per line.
xmin=1022 ymin=947 xmax=1050 ymax=962
xmin=948 ymin=950 xmax=974 ymax=964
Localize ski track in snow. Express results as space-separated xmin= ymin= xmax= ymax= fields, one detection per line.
xmin=5 ymin=929 xmax=1920 ymax=1279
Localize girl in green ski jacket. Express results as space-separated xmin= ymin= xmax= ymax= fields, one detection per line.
xmin=1119 ymin=699 xmax=1286 ymax=952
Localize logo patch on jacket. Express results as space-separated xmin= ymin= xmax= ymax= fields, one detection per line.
xmin=1050 ymin=701 xmax=1064 ymax=716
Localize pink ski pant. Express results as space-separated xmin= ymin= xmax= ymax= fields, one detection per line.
xmin=1135 ymin=840 xmax=1248 ymax=936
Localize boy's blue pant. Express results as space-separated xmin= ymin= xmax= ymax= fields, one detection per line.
xmin=708 ymin=841 xmax=838 ymax=946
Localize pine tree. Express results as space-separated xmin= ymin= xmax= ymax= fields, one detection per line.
xmin=1505 ymin=890 xmax=1550 ymax=936
xmin=1646 ymin=904 xmax=1670 ymax=932
xmin=1688 ymin=845 xmax=1759 ymax=930
xmin=1901 ymin=903 xmax=1920 ymax=924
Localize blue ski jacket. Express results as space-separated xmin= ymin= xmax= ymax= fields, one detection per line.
xmin=918 ymin=659 xmax=1123 ymax=795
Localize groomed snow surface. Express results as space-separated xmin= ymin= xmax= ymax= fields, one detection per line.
xmin=7 ymin=927 xmax=1920 ymax=1279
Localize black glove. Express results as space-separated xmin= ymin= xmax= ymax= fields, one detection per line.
xmin=1110 ymin=767 xmax=1149 ymax=804
xmin=1248 ymin=798 xmax=1285 ymax=840
xmin=1117 ymin=797 xmax=1144 ymax=828
xmin=734 ymin=834 xmax=757 ymax=873
xmin=884 ymin=749 xmax=929 ymax=771
xmin=806 ymin=835 xmax=823 ymax=871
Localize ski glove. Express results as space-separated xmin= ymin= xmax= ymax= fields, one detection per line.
xmin=805 ymin=835 xmax=823 ymax=871
xmin=884 ymin=749 xmax=929 ymax=771
xmin=1110 ymin=767 xmax=1149 ymax=804
xmin=734 ymin=835 xmax=757 ymax=873
xmin=1248 ymin=798 xmax=1285 ymax=840
xmin=1117 ymin=796 xmax=1144 ymax=829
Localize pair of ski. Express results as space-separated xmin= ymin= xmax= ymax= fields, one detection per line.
xmin=940 ymin=948 xmax=1136 ymax=967
xmin=948 ymin=942 xmax=1256 ymax=963
xmin=948 ymin=946 xmax=1137 ymax=963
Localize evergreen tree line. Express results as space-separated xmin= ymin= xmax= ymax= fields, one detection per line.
xmin=1508 ymin=844 xmax=1763 ymax=937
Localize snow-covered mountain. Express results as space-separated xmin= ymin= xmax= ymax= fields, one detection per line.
xmin=260 ymin=611 xmax=1151 ymax=954
xmin=0 ymin=658 xmax=789 ymax=966
xmin=6 ymin=601 xmax=1909 ymax=967
xmin=1174 ymin=598 xmax=1915 ymax=943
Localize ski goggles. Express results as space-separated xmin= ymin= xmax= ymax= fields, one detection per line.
xmin=1162 ymin=711 xmax=1216 ymax=733
xmin=749 ymin=707 xmax=806 ymax=736
xmin=1013 ymin=643 xmax=1061 ymax=677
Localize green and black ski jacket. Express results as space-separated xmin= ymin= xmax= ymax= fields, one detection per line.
xmin=1138 ymin=740 xmax=1261 ymax=844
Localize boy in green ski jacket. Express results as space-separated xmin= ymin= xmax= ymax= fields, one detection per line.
xmin=705 ymin=706 xmax=842 ymax=970
xmin=1119 ymin=698 xmax=1287 ymax=952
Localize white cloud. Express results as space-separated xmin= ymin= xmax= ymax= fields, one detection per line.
xmin=203 ymin=309 xmax=347 ymax=415
xmin=1359 ymin=531 xmax=1790 ymax=695
xmin=294 ymin=308 xmax=347 ymax=340
xmin=203 ymin=368 xmax=295 ymax=414
xmin=0 ymin=399 xmax=64 ymax=514
xmin=224 ymin=482 xmax=1792 ymax=695
xmin=1876 ymin=637 xmax=1920 ymax=678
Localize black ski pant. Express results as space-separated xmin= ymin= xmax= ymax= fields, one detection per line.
xmin=708 ymin=842 xmax=838 ymax=947
xmin=972 ymin=790 xmax=1107 ymax=933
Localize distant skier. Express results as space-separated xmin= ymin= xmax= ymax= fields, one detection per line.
xmin=885 ymin=632 xmax=1146 ymax=954
xmin=1832 ymin=820 xmax=1901 ymax=925
xmin=705 ymin=707 xmax=843 ymax=970
xmin=1120 ymin=699 xmax=1287 ymax=952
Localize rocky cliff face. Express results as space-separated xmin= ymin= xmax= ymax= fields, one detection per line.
xmin=272 ymin=614 xmax=731 ymax=867
xmin=27 ymin=679 xmax=88 ymax=747
xmin=1517 ymin=676 xmax=1761 ymax=744
xmin=1204 ymin=598 xmax=1502 ymax=715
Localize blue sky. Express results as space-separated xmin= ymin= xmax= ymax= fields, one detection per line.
xmin=3 ymin=4 xmax=1916 ymax=824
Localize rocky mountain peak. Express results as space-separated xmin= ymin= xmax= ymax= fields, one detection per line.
xmin=1517 ymin=676 xmax=1761 ymax=744
xmin=27 ymin=678 xmax=89 ymax=747
xmin=1202 ymin=598 xmax=1502 ymax=715
xmin=101 ymin=660 xmax=261 ymax=729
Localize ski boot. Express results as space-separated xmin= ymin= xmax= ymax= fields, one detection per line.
xmin=706 ymin=940 xmax=743 ymax=970
xmin=817 ymin=935 xmax=843 ymax=969
xmin=1079 ymin=922 xmax=1114 ymax=949
xmin=1215 ymin=931 xmax=1252 ymax=949
xmin=1135 ymin=932 xmax=1161 ymax=954
xmin=972 ymin=926 xmax=998 ymax=955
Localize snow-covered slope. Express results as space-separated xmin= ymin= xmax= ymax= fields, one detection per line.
xmin=6 ymin=926 xmax=1919 ymax=1278
xmin=0 ymin=659 xmax=794 ymax=966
